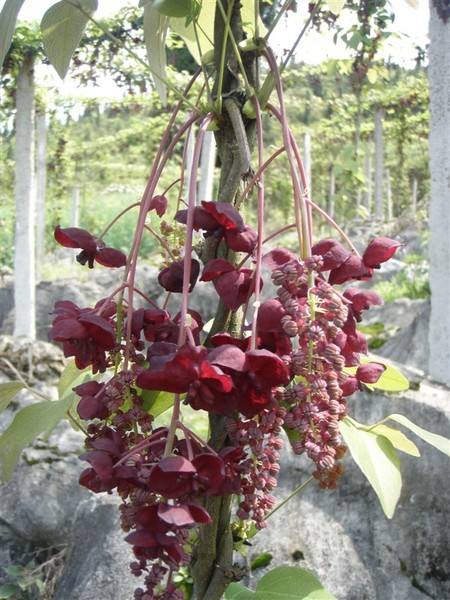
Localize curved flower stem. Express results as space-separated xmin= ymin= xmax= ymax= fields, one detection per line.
xmin=98 ymin=202 xmax=140 ymax=240
xmin=132 ymin=286 xmax=160 ymax=310
xmin=123 ymin=113 xmax=201 ymax=369
xmin=114 ymin=429 xmax=169 ymax=468
xmin=177 ymin=421 xmax=218 ymax=455
xmin=177 ymin=115 xmax=213 ymax=347
xmin=162 ymin=177 xmax=182 ymax=198
xmin=163 ymin=393 xmax=181 ymax=457
xmin=94 ymin=284 xmax=127 ymax=315
xmin=250 ymin=97 xmax=265 ymax=351
xmin=264 ymin=48 xmax=311 ymax=258
xmin=164 ymin=115 xmax=213 ymax=458
xmin=144 ymin=224 xmax=176 ymax=260
xmin=162 ymin=292 xmax=172 ymax=311
xmin=265 ymin=475 xmax=314 ymax=520
xmin=236 ymin=145 xmax=284 ymax=209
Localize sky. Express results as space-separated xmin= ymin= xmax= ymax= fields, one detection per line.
xmin=2 ymin=0 xmax=430 ymax=97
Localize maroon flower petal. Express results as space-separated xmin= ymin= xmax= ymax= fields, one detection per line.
xmin=158 ymin=259 xmax=200 ymax=293
xmin=341 ymin=376 xmax=359 ymax=397
xmin=202 ymin=201 xmax=245 ymax=231
xmin=77 ymin=396 xmax=105 ymax=420
xmin=346 ymin=331 xmax=368 ymax=354
xmin=95 ymin=247 xmax=127 ymax=268
xmin=262 ymin=248 xmax=297 ymax=271
xmin=175 ymin=207 xmax=218 ymax=231
xmin=157 ymin=503 xmax=212 ymax=527
xmin=54 ymin=226 xmax=97 ymax=253
xmin=136 ymin=366 xmax=191 ymax=394
xmin=125 ymin=531 xmax=159 ymax=548
xmin=225 ymin=226 xmax=257 ymax=253
xmin=158 ymin=456 xmax=196 ymax=474
xmin=312 ymin=239 xmax=352 ymax=271
xmin=78 ymin=313 xmax=116 ymax=349
xmin=210 ymin=333 xmax=251 ymax=351
xmin=208 ymin=344 xmax=247 ymax=372
xmin=245 ymin=349 xmax=290 ymax=387
xmin=329 ymin=255 xmax=373 ymax=285
xmin=197 ymin=361 xmax=233 ymax=393
xmin=362 ymin=237 xmax=402 ymax=268
xmin=192 ymin=454 xmax=225 ymax=492
xmin=356 ymin=362 xmax=386 ymax=384
xmin=257 ymin=299 xmax=286 ymax=332
xmin=49 ymin=318 xmax=86 ymax=341
xmin=81 ymin=450 xmax=114 ymax=481
xmin=73 ymin=381 xmax=103 ymax=396
xmin=149 ymin=194 xmax=168 ymax=217
xmin=200 ymin=259 xmax=235 ymax=282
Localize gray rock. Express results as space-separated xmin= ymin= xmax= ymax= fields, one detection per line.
xmin=377 ymin=301 xmax=430 ymax=370
xmin=0 ymin=457 xmax=88 ymax=545
xmin=365 ymin=298 xmax=425 ymax=331
xmin=53 ymin=498 xmax=137 ymax=600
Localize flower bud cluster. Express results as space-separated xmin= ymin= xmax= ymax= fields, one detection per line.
xmin=228 ymin=405 xmax=286 ymax=529
xmin=273 ymin=258 xmax=349 ymax=488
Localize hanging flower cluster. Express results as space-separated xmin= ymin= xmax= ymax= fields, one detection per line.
xmin=49 ymin=67 xmax=402 ymax=599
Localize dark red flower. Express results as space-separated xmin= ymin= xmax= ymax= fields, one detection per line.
xmin=74 ymin=380 xmax=109 ymax=420
xmin=328 ymin=255 xmax=373 ymax=285
xmin=149 ymin=195 xmax=168 ymax=217
xmin=54 ymin=226 xmax=126 ymax=269
xmin=356 ymin=362 xmax=386 ymax=384
xmin=136 ymin=343 xmax=233 ymax=414
xmin=201 ymin=259 xmax=260 ymax=311
xmin=176 ymin=201 xmax=257 ymax=253
xmin=362 ymin=237 xmax=402 ymax=268
xmin=262 ymin=248 xmax=298 ymax=271
xmin=49 ymin=300 xmax=116 ymax=373
xmin=340 ymin=376 xmax=359 ymax=397
xmin=311 ymin=239 xmax=352 ymax=271
xmin=191 ymin=453 xmax=226 ymax=495
xmin=210 ymin=332 xmax=251 ymax=351
xmin=158 ymin=259 xmax=200 ymax=293
xmin=210 ymin=346 xmax=290 ymax=417
xmin=149 ymin=455 xmax=197 ymax=498
xmin=343 ymin=288 xmax=383 ymax=321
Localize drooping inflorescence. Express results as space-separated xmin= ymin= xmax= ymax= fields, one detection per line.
xmin=49 ymin=72 xmax=402 ymax=600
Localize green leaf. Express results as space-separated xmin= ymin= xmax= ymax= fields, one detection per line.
xmin=58 ymin=359 xmax=88 ymax=399
xmin=367 ymin=423 xmax=420 ymax=457
xmin=251 ymin=552 xmax=273 ymax=571
xmin=0 ymin=583 xmax=20 ymax=599
xmin=170 ymin=0 xmax=266 ymax=65
xmin=143 ymin=4 xmax=169 ymax=103
xmin=0 ymin=381 xmax=25 ymax=414
xmin=224 ymin=583 xmax=254 ymax=600
xmin=0 ymin=0 xmax=25 ymax=68
xmin=141 ymin=390 xmax=175 ymax=417
xmin=387 ymin=414 xmax=450 ymax=457
xmin=41 ymin=0 xmax=98 ymax=79
xmin=254 ymin=566 xmax=337 ymax=599
xmin=153 ymin=0 xmax=193 ymax=17
xmin=0 ymin=395 xmax=73 ymax=481
xmin=340 ymin=417 xmax=402 ymax=518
